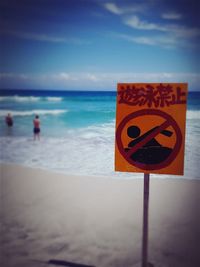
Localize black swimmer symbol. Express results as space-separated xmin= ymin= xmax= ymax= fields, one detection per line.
xmin=125 ymin=126 xmax=173 ymax=164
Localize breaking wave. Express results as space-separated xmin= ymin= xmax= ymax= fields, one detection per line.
xmin=0 ymin=109 xmax=68 ymax=117
xmin=0 ymin=95 xmax=63 ymax=102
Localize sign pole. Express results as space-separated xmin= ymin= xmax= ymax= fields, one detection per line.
xmin=142 ymin=173 xmax=150 ymax=267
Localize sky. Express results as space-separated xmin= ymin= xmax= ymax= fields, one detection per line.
xmin=0 ymin=0 xmax=200 ymax=91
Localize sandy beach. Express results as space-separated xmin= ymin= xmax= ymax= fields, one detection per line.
xmin=0 ymin=163 xmax=200 ymax=267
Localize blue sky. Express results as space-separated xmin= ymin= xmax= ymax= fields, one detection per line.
xmin=1 ymin=0 xmax=199 ymax=90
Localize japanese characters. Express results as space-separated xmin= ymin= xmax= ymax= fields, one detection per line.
xmin=118 ymin=83 xmax=186 ymax=108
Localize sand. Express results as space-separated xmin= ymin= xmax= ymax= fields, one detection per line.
xmin=0 ymin=163 xmax=200 ymax=267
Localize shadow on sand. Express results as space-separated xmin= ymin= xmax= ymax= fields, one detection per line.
xmin=48 ymin=259 xmax=95 ymax=267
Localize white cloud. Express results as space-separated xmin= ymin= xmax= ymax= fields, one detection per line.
xmin=103 ymin=2 xmax=200 ymax=49
xmin=124 ymin=15 xmax=200 ymax=38
xmin=103 ymin=3 xmax=122 ymax=15
xmin=124 ymin=15 xmax=165 ymax=31
xmin=113 ymin=32 xmax=183 ymax=49
xmin=1 ymin=72 xmax=199 ymax=91
xmin=0 ymin=30 xmax=90 ymax=45
xmin=162 ymin=12 xmax=182 ymax=20
xmin=168 ymin=24 xmax=200 ymax=39
xmin=0 ymin=72 xmax=28 ymax=80
xmin=51 ymin=72 xmax=99 ymax=82
xmin=122 ymin=15 xmax=200 ymax=49
xmin=114 ymin=33 xmax=156 ymax=46
xmin=103 ymin=2 xmax=145 ymax=15
xmin=55 ymin=73 xmax=71 ymax=80
xmin=86 ymin=73 xmax=99 ymax=82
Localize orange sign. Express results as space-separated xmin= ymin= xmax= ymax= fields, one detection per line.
xmin=115 ymin=83 xmax=188 ymax=175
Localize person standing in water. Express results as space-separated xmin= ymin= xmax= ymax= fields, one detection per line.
xmin=33 ymin=115 xmax=41 ymax=140
xmin=5 ymin=113 xmax=13 ymax=127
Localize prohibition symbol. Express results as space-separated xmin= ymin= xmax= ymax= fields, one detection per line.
xmin=116 ymin=109 xmax=182 ymax=170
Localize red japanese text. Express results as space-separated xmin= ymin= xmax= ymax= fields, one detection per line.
xmin=118 ymin=84 xmax=186 ymax=107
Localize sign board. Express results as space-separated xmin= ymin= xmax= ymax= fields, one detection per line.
xmin=115 ymin=83 xmax=188 ymax=175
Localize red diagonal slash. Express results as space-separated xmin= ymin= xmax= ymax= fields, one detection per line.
xmin=126 ymin=119 xmax=171 ymax=158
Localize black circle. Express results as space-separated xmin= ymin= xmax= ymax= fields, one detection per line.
xmin=127 ymin=126 xmax=140 ymax=138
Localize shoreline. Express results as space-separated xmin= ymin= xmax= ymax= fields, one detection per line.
xmin=1 ymin=163 xmax=200 ymax=267
xmin=1 ymin=161 xmax=200 ymax=181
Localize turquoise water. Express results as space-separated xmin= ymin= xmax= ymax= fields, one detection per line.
xmin=0 ymin=89 xmax=200 ymax=178
xmin=0 ymin=91 xmax=116 ymax=136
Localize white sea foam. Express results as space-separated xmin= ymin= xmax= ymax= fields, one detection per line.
xmin=45 ymin=97 xmax=63 ymax=102
xmin=0 ymin=95 xmax=41 ymax=102
xmin=14 ymin=95 xmax=41 ymax=102
xmin=0 ymin=109 xmax=68 ymax=117
xmin=0 ymin=95 xmax=63 ymax=102
xmin=186 ymin=110 xmax=200 ymax=120
xmin=0 ymin=118 xmax=199 ymax=179
xmin=0 ymin=97 xmax=9 ymax=101
xmin=0 ymin=121 xmax=115 ymax=176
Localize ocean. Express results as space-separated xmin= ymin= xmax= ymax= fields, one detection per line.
xmin=0 ymin=89 xmax=200 ymax=179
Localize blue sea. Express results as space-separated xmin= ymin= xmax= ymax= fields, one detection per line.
xmin=0 ymin=89 xmax=200 ymax=179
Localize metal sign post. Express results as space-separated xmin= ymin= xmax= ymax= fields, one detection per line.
xmin=142 ymin=173 xmax=150 ymax=267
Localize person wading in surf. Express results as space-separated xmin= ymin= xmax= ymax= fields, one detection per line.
xmin=33 ymin=115 xmax=41 ymax=140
